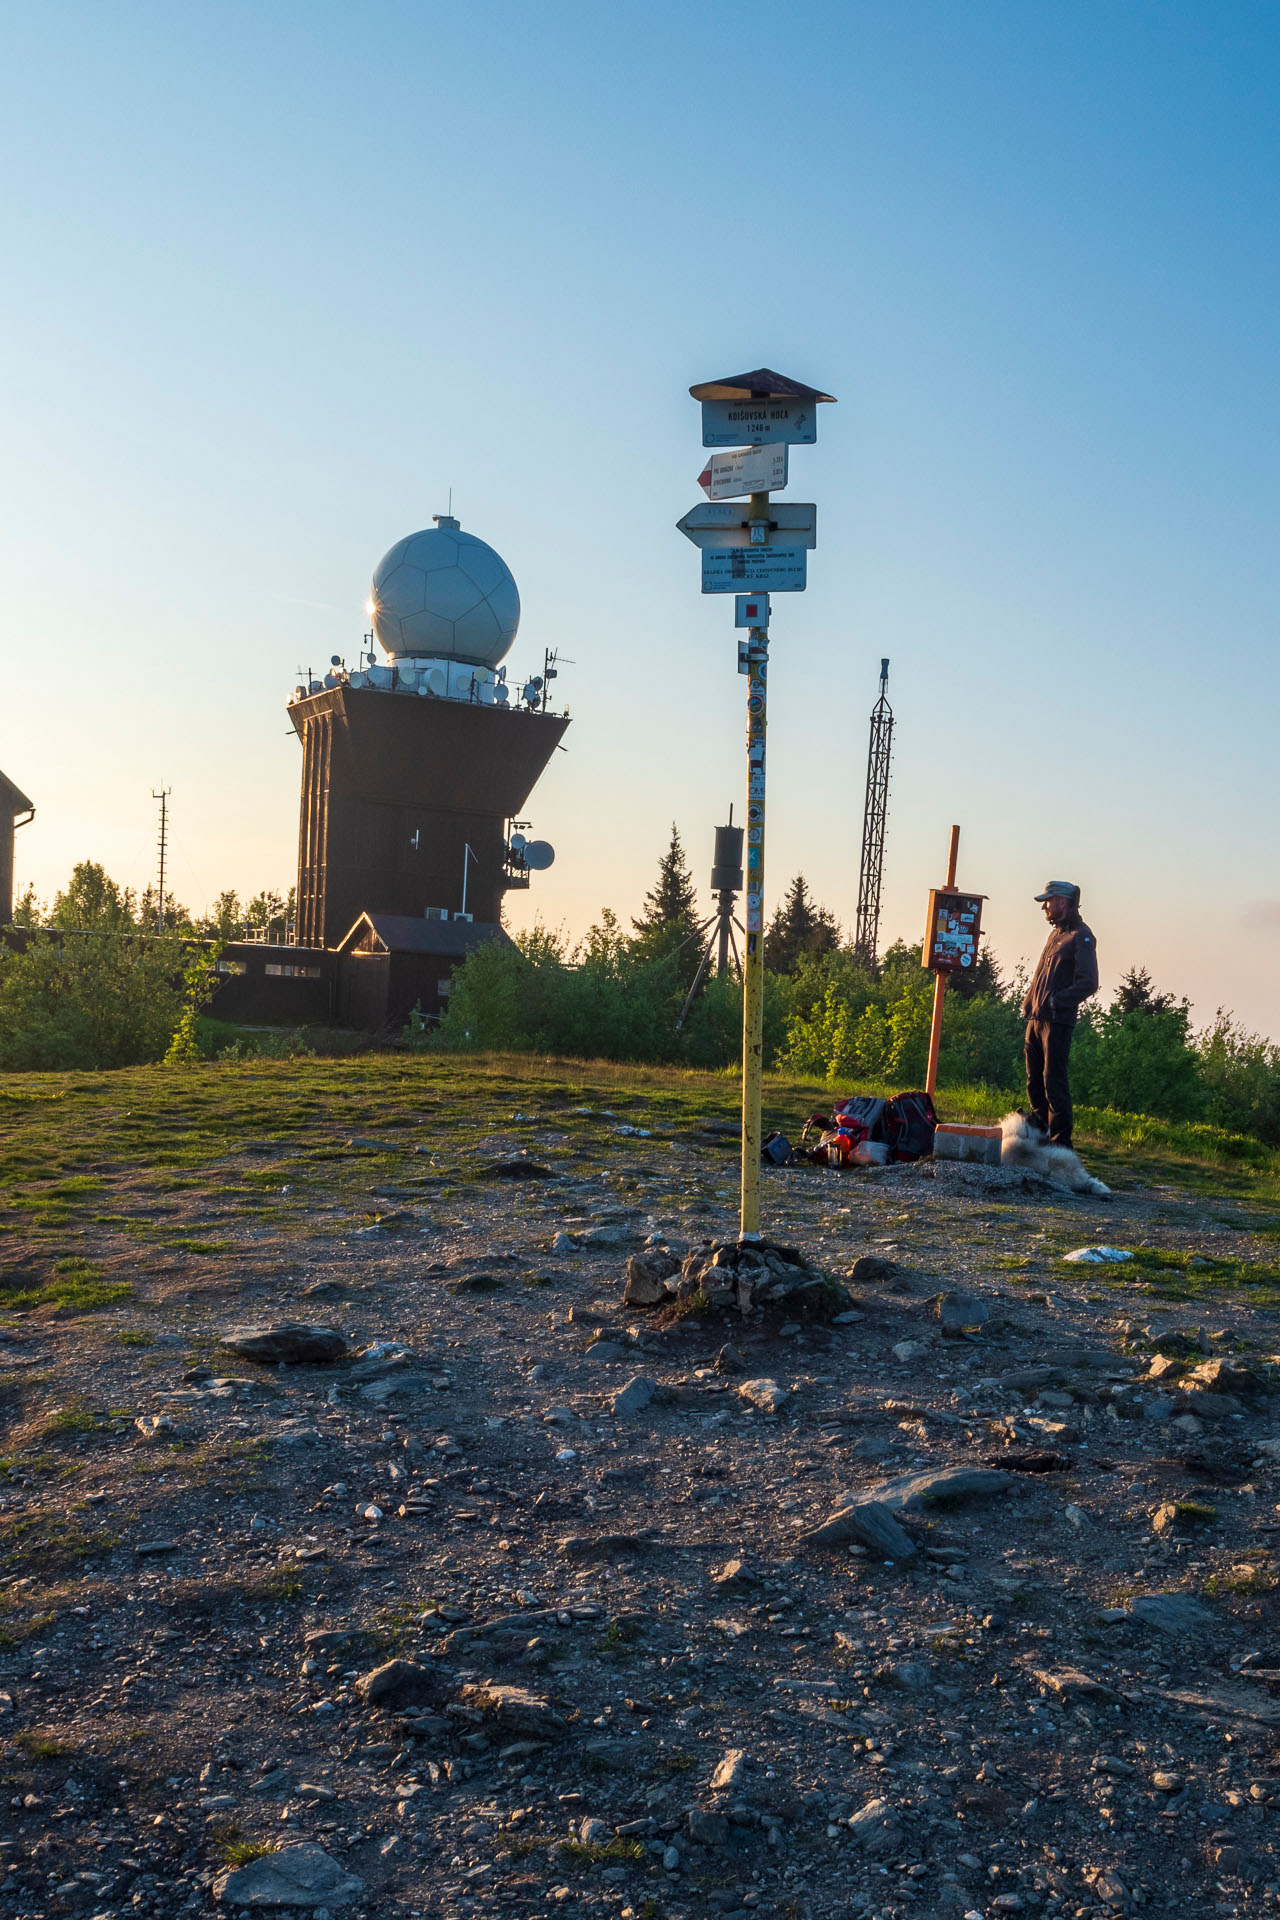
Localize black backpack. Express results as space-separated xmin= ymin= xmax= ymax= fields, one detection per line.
xmin=886 ymin=1089 xmax=937 ymax=1161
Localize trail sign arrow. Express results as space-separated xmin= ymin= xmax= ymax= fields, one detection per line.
xmin=698 ymin=443 xmax=788 ymax=499
xmin=702 ymin=548 xmax=807 ymax=594
xmin=677 ymin=502 xmax=817 ymax=551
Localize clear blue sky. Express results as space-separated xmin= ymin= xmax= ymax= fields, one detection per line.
xmin=2 ymin=3 xmax=1278 ymax=1033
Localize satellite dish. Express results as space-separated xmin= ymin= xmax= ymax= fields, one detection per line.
xmin=348 ymin=670 xmax=367 ymax=688
xmin=426 ymin=667 xmax=447 ymax=696
xmin=495 ymin=683 xmax=510 ymax=704
xmin=330 ymin=654 xmax=342 ymax=667
xmin=509 ymin=833 xmax=527 ymax=853
xmin=522 ymin=840 xmax=555 ymax=871
xmin=522 ymin=681 xmax=540 ymax=706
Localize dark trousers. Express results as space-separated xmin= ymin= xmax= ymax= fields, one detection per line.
xmin=1025 ymin=1019 xmax=1075 ymax=1146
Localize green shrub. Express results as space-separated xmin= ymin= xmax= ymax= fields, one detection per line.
xmin=0 ymin=930 xmax=188 ymax=1071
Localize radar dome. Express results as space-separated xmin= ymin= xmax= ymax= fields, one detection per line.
xmin=370 ymin=515 xmax=520 ymax=667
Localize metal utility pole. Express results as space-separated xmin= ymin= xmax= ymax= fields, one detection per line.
xmin=680 ymin=368 xmax=836 ymax=1239
xmin=854 ymin=658 xmax=893 ymax=963
xmin=152 ymin=788 xmax=171 ymax=934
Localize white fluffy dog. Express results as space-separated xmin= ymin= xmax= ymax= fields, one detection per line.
xmin=1000 ymin=1112 xmax=1110 ymax=1197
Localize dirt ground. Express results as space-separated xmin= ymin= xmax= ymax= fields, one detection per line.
xmin=3 ymin=1059 xmax=1280 ymax=1920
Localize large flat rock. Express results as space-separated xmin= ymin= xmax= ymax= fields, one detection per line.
xmin=213 ymin=1842 xmax=362 ymax=1908
xmin=871 ymin=1465 xmax=1014 ymax=1511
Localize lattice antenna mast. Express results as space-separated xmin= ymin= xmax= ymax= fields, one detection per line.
xmin=152 ymin=787 xmax=171 ymax=934
xmin=854 ymin=659 xmax=893 ymax=963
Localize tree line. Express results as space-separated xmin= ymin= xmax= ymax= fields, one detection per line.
xmin=434 ymin=826 xmax=1280 ymax=1145
xmin=3 ymin=838 xmax=1279 ymax=1150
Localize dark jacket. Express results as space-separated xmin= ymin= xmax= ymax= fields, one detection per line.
xmin=1022 ymin=914 xmax=1099 ymax=1024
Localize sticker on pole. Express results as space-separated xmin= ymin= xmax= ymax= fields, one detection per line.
xmin=702 ymin=549 xmax=807 ymax=594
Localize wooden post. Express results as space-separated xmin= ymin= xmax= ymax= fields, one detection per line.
xmin=924 ymin=824 xmax=960 ymax=1098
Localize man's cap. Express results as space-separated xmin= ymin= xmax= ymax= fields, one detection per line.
xmin=1034 ymin=880 xmax=1078 ymax=902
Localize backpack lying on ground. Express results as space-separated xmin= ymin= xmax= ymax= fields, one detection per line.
xmin=800 ymin=1089 xmax=938 ymax=1166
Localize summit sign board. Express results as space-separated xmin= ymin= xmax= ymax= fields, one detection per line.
xmin=701 ymin=396 xmax=819 ymax=448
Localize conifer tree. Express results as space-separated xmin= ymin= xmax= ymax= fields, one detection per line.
xmin=631 ymin=824 xmax=701 ymax=986
xmin=766 ymin=874 xmax=840 ymax=974
xmin=632 ymin=824 xmax=699 ymax=938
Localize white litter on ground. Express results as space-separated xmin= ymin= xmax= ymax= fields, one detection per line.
xmin=1062 ymin=1246 xmax=1133 ymax=1264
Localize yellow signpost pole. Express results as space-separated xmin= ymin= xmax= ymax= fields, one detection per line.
xmin=682 ymin=368 xmax=837 ymax=1239
xmin=739 ymin=489 xmax=771 ymax=1237
xmin=924 ymin=823 xmax=961 ymax=1099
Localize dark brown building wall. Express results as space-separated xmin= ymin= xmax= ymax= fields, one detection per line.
xmin=0 ymin=827 xmax=13 ymax=929
xmin=289 ymin=687 xmax=568 ymax=948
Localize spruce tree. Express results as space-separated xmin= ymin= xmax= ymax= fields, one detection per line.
xmin=632 ymin=824 xmax=699 ymax=937
xmin=631 ymin=824 xmax=702 ymax=986
xmin=766 ymin=874 xmax=840 ymax=974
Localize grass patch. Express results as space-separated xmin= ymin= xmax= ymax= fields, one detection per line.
xmin=1204 ymin=1564 xmax=1277 ymax=1597
xmin=0 ymin=1511 xmax=120 ymax=1578
xmin=217 ymin=1833 xmax=276 ymax=1866
xmin=1170 ymin=1500 xmax=1217 ymax=1527
xmin=1056 ymin=1244 xmax=1280 ymax=1305
xmin=115 ymin=1329 xmax=154 ymax=1347
xmin=14 ymin=1728 xmax=75 ymax=1760
xmin=240 ymin=1566 xmax=304 ymax=1604
xmin=560 ymin=1837 xmax=647 ymax=1866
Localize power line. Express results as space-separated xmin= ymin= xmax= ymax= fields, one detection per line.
xmin=854 ymin=659 xmax=893 ymax=964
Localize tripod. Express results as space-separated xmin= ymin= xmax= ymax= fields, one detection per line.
xmin=676 ymin=890 xmax=743 ymax=1030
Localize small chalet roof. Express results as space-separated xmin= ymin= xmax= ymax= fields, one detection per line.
xmin=336 ymin=912 xmax=512 ymax=958
xmin=689 ymin=367 xmax=836 ymax=403
xmin=0 ymin=769 xmax=34 ymax=817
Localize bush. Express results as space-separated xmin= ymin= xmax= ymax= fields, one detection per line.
xmin=1196 ymin=1013 xmax=1280 ymax=1145
xmin=1072 ymin=1001 xmax=1206 ymax=1122
xmin=0 ymin=930 xmax=188 ymax=1070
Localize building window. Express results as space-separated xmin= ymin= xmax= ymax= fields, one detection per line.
xmin=265 ymin=964 xmax=322 ymax=979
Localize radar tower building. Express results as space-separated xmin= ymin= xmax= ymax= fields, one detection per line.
xmin=289 ymin=515 xmax=567 ymax=948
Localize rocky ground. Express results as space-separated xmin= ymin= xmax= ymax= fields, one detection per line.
xmin=4 ymin=1061 xmax=1280 ymax=1920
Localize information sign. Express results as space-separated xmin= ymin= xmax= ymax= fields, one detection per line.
xmin=676 ymin=502 xmax=817 ymax=550
xmin=698 ymin=444 xmax=788 ymax=499
xmin=702 ymin=549 xmax=807 ymax=594
xmin=701 ymin=397 xmax=818 ymax=448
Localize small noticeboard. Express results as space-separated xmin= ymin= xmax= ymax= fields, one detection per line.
xmin=702 ymin=548 xmax=807 ymax=594
xmin=923 ymin=888 xmax=986 ymax=972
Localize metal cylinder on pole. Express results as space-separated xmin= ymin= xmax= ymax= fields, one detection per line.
xmin=924 ymin=824 xmax=960 ymax=1098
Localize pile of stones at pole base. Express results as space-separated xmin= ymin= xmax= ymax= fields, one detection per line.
xmin=623 ymin=1237 xmax=850 ymax=1319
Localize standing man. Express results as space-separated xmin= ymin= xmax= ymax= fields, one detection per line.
xmin=1021 ymin=881 xmax=1099 ymax=1147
